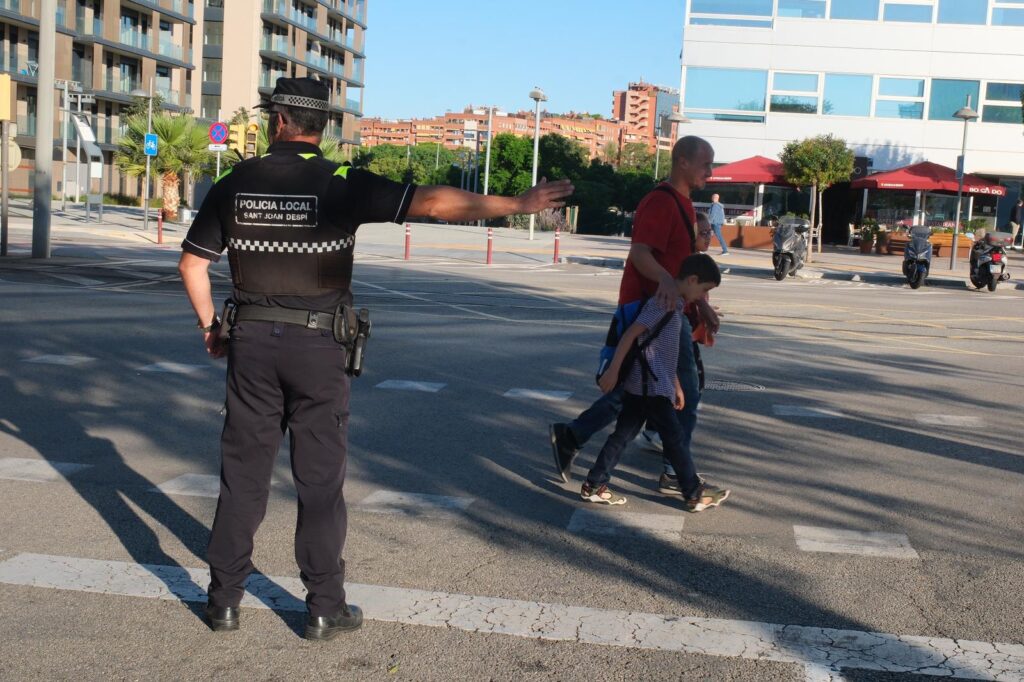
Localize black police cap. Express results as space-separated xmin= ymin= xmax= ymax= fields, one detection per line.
xmin=257 ymin=77 xmax=329 ymax=112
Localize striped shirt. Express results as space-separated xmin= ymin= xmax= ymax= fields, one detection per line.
xmin=622 ymin=298 xmax=683 ymax=399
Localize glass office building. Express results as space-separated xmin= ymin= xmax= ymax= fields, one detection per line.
xmin=680 ymin=0 xmax=1024 ymax=220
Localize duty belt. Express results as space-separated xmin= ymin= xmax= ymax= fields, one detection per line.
xmin=234 ymin=304 xmax=335 ymax=330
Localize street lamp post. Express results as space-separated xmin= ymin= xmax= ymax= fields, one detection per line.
xmin=528 ymin=87 xmax=547 ymax=241
xmin=653 ymin=111 xmax=688 ymax=180
xmin=949 ymin=96 xmax=979 ymax=271
xmin=130 ymin=78 xmax=155 ymax=237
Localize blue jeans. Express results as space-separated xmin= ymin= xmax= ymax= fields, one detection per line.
xmin=569 ymin=314 xmax=702 ymax=466
xmin=711 ymin=222 xmax=728 ymax=253
xmin=585 ymin=394 xmax=701 ymax=497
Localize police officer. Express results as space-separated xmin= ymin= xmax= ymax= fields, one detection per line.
xmin=178 ymin=77 xmax=572 ymax=640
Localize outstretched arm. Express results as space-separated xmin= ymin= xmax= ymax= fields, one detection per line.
xmin=407 ymin=178 xmax=573 ymax=222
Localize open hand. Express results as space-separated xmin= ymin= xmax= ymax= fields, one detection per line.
xmin=517 ymin=178 xmax=575 ymax=214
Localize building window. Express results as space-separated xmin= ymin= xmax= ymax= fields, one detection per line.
xmin=202 ymin=57 xmax=221 ymax=83
xmin=982 ymin=82 xmax=1024 ymax=123
xmin=830 ymin=0 xmax=879 ymax=20
xmin=928 ymin=79 xmax=980 ymax=121
xmin=875 ymin=77 xmax=925 ymax=119
xmin=689 ymin=0 xmax=773 ymax=27
xmin=770 ymin=72 xmax=819 ymax=113
xmin=937 ymin=0 xmax=987 ymax=25
xmin=823 ymin=73 xmax=873 ymax=116
xmin=777 ymin=0 xmax=825 ymax=18
xmin=685 ymin=67 xmax=767 ymax=119
xmin=882 ymin=3 xmax=934 ymax=23
xmin=200 ymin=95 xmax=220 ymax=120
xmin=992 ymin=1 xmax=1024 ymax=26
xmin=205 ymin=21 xmax=223 ymax=46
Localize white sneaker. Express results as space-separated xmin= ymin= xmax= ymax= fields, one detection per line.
xmin=640 ymin=429 xmax=663 ymax=452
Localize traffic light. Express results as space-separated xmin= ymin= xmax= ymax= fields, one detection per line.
xmin=244 ymin=122 xmax=259 ymax=159
xmin=227 ymin=123 xmax=246 ymax=157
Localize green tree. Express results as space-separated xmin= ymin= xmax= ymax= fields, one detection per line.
xmin=484 ymin=133 xmax=533 ymax=196
xmin=228 ymin=107 xmax=252 ymax=125
xmin=780 ymin=134 xmax=855 ymax=260
xmin=115 ymin=112 xmax=212 ymax=220
xmin=538 ymin=133 xmax=587 ymax=182
xmin=619 ymin=142 xmax=654 ymax=174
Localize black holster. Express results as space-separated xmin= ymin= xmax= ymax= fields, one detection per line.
xmin=333 ymin=305 xmax=371 ymax=377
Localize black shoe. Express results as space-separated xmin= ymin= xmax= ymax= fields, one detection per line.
xmin=304 ymin=604 xmax=363 ymax=641
xmin=204 ymin=604 xmax=240 ymax=632
xmin=549 ymin=423 xmax=578 ymax=483
xmin=657 ymin=472 xmax=680 ymax=495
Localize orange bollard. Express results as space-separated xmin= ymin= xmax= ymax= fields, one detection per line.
xmin=553 ymin=228 xmax=560 ymax=264
xmin=157 ymin=209 xmax=164 ymax=245
xmin=486 ymin=227 xmax=493 ymax=265
xmin=404 ymin=223 xmax=411 ymax=260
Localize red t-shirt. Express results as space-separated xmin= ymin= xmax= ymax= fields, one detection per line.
xmin=618 ymin=183 xmax=696 ymax=305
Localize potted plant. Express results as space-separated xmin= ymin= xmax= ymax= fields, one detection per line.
xmin=859 ymin=218 xmax=877 ymax=254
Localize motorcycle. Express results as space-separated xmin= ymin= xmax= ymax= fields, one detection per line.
xmin=901 ymin=225 xmax=932 ymax=289
xmin=771 ymin=217 xmax=809 ymax=281
xmin=969 ymin=232 xmax=1012 ymax=292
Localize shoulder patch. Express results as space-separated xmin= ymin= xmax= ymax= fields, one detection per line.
xmin=298 ymin=153 xmax=318 ymax=160
xmin=333 ymin=166 xmax=351 ymax=178
xmin=213 ymin=167 xmax=233 ymax=184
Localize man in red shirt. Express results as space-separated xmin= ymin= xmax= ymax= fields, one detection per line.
xmin=551 ymin=136 xmax=724 ymax=505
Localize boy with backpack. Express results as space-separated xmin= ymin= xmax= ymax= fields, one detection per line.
xmin=579 ymin=253 xmax=731 ymax=513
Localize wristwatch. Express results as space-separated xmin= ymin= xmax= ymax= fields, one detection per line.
xmin=197 ymin=316 xmax=221 ymax=333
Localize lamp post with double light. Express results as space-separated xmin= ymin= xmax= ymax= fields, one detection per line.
xmin=949 ymin=97 xmax=979 ymax=271
xmin=130 ymin=78 xmax=155 ymax=236
xmin=653 ymin=111 xmax=688 ymax=180
xmin=528 ymin=87 xmax=547 ymax=241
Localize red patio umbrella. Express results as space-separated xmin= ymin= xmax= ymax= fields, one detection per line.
xmin=851 ymin=161 xmax=1005 ymax=196
xmin=708 ymin=156 xmax=792 ymax=185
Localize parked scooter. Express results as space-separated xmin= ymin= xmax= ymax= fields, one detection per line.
xmin=901 ymin=225 xmax=932 ymax=289
xmin=969 ymin=232 xmax=1012 ymax=292
xmin=772 ymin=217 xmax=809 ymax=281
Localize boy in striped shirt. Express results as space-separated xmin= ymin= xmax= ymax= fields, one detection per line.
xmin=580 ymin=253 xmax=731 ymax=513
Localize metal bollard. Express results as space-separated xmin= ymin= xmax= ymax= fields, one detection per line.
xmin=486 ymin=227 xmax=493 ymax=265
xmin=553 ymin=228 xmax=560 ymax=264
xmin=404 ymin=223 xmax=411 ymax=260
xmin=157 ymin=209 xmax=164 ymax=245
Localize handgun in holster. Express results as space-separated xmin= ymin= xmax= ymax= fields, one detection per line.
xmin=333 ymin=305 xmax=371 ymax=377
xmin=217 ymin=298 xmax=237 ymax=341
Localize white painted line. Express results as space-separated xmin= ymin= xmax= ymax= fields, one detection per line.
xmin=915 ymin=414 xmax=985 ymax=427
xmin=23 ymin=354 xmax=95 ymax=366
xmin=48 ymin=273 xmax=106 ymax=287
xmin=375 ymin=380 xmax=446 ymax=393
xmin=772 ymin=405 xmax=845 ymax=419
xmin=0 ymin=458 xmax=91 ymax=483
xmin=794 ymin=526 xmax=919 ymax=560
xmin=356 ymin=490 xmax=474 ymax=515
xmin=567 ymin=508 xmax=684 ymax=542
xmin=503 ymin=388 xmax=573 ymax=401
xmin=0 ymin=552 xmax=1019 ymax=680
xmin=151 ymin=473 xmax=220 ymax=498
xmin=138 ymin=362 xmax=208 ymax=374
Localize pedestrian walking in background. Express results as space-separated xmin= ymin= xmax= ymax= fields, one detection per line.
xmin=708 ymin=193 xmax=729 ymax=255
xmin=1010 ymin=198 xmax=1023 ymax=249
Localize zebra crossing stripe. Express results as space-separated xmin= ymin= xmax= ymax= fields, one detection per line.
xmin=151 ymin=474 xmax=220 ymax=498
xmin=0 ymin=458 xmax=91 ymax=483
xmin=503 ymin=389 xmax=573 ymax=401
xmin=0 ymin=552 xmax=1019 ymax=680
xmin=794 ymin=526 xmax=919 ymax=560
xmin=23 ymin=355 xmax=95 ymax=366
xmin=567 ymin=508 xmax=684 ymax=541
xmin=356 ymin=490 xmax=474 ymax=515
xmin=375 ymin=380 xmax=446 ymax=392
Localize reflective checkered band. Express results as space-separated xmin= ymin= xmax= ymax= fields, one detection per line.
xmin=228 ymin=236 xmax=353 ymax=253
xmin=270 ymin=94 xmax=329 ymax=111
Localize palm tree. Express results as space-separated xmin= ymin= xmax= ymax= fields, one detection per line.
xmin=115 ymin=113 xmax=212 ymax=221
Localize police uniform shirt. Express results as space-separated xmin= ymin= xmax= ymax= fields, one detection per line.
xmin=182 ymin=140 xmax=415 ymax=312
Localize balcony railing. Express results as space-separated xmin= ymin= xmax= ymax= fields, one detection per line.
xmin=156 ymin=86 xmax=179 ymax=104
xmin=260 ymin=70 xmax=287 ymax=88
xmin=71 ymin=65 xmax=94 ymax=89
xmin=0 ymin=0 xmax=22 ymax=12
xmin=16 ymin=114 xmax=36 ymax=137
xmin=119 ymin=28 xmax=151 ymax=51
xmin=261 ymin=34 xmax=291 ymax=55
xmin=76 ymin=16 xmax=104 ymax=37
xmin=345 ymin=97 xmax=360 ymax=111
xmin=156 ymin=38 xmax=183 ymax=61
xmin=305 ymin=52 xmax=329 ymax=71
xmin=351 ymin=59 xmax=363 ymax=83
xmin=101 ymin=72 xmax=140 ymax=95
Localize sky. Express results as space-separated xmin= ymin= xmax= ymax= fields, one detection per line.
xmin=362 ymin=0 xmax=685 ymax=120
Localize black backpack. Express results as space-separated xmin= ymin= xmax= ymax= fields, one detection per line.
xmin=602 ymin=308 xmax=674 ymax=395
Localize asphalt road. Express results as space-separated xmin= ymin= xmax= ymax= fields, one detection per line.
xmin=1 ymin=241 xmax=1022 ymax=681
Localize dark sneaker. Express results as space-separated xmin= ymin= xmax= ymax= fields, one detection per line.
xmin=657 ymin=472 xmax=680 ymax=495
xmin=204 ymin=604 xmax=240 ymax=632
xmin=640 ymin=429 xmax=663 ymax=453
xmin=684 ymin=483 xmax=730 ymax=513
xmin=580 ymin=482 xmax=626 ymax=505
xmin=549 ymin=423 xmax=578 ymax=483
xmin=304 ymin=604 xmax=363 ymax=641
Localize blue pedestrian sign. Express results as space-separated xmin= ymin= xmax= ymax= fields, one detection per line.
xmin=144 ymin=133 xmax=159 ymax=157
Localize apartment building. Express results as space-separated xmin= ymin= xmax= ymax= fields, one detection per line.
xmin=360 ymin=107 xmax=627 ymax=160
xmin=200 ymin=0 xmax=365 ymax=146
xmin=679 ymin=0 xmax=1024 ymax=222
xmin=2 ymin=0 xmax=198 ymax=194
xmin=1 ymin=0 xmax=367 ymax=195
xmin=612 ymin=81 xmax=680 ymax=150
